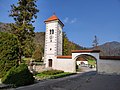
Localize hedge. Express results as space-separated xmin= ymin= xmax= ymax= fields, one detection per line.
xmin=1 ymin=64 xmax=34 ymax=87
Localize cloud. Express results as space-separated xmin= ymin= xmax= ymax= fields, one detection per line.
xmin=63 ymin=17 xmax=77 ymax=24
xmin=63 ymin=17 xmax=69 ymax=23
xmin=70 ymin=18 xmax=77 ymax=24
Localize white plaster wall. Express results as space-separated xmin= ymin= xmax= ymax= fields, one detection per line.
xmin=54 ymin=58 xmax=75 ymax=73
xmin=45 ymin=55 xmax=57 ymax=68
xmin=57 ymin=23 xmax=63 ymax=55
xmin=44 ymin=20 xmax=63 ymax=68
xmin=76 ymin=61 xmax=88 ymax=65
xmin=45 ymin=43 xmax=56 ymax=55
xmin=44 ymin=21 xmax=58 ymax=67
xmin=97 ymin=59 xmax=120 ymax=74
xmin=72 ymin=53 xmax=99 ymax=60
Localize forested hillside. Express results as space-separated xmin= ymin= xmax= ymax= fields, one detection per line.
xmin=0 ymin=22 xmax=120 ymax=57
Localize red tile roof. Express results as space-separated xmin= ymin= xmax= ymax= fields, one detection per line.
xmin=57 ymin=56 xmax=72 ymax=59
xmin=44 ymin=14 xmax=64 ymax=26
xmin=44 ymin=15 xmax=59 ymax=22
xmin=72 ymin=50 xmax=100 ymax=53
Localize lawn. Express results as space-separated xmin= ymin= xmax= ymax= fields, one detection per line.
xmin=35 ymin=70 xmax=75 ymax=80
xmin=88 ymin=59 xmax=96 ymax=66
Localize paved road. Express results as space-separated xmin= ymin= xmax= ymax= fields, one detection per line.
xmin=11 ymin=71 xmax=120 ymax=90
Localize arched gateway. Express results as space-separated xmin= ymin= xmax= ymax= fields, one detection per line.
xmin=55 ymin=50 xmax=100 ymax=73
xmin=72 ymin=50 xmax=100 ymax=72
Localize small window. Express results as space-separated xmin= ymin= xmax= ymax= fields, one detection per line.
xmin=50 ymin=40 xmax=52 ymax=42
xmin=50 ymin=48 xmax=52 ymax=50
xmin=52 ymin=29 xmax=54 ymax=34
xmin=50 ymin=29 xmax=52 ymax=34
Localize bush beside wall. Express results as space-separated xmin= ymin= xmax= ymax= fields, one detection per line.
xmin=0 ymin=32 xmax=19 ymax=78
xmin=1 ymin=64 xmax=34 ymax=87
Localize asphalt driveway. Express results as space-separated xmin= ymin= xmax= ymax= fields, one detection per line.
xmin=12 ymin=71 xmax=120 ymax=90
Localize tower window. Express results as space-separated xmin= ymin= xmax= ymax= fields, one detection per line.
xmin=50 ymin=48 xmax=52 ymax=50
xmin=50 ymin=30 xmax=52 ymax=34
xmin=50 ymin=29 xmax=54 ymax=34
xmin=52 ymin=29 xmax=54 ymax=34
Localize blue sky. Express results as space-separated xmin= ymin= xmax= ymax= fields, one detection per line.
xmin=0 ymin=0 xmax=120 ymax=47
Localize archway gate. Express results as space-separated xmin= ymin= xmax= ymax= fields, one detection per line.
xmin=55 ymin=50 xmax=100 ymax=73
xmin=72 ymin=50 xmax=100 ymax=72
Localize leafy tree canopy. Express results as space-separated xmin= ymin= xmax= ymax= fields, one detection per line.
xmin=32 ymin=44 xmax=44 ymax=62
xmin=0 ymin=32 xmax=19 ymax=78
xmin=9 ymin=0 xmax=39 ymax=63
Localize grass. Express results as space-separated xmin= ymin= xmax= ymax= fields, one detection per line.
xmin=22 ymin=58 xmax=44 ymax=65
xmin=88 ymin=59 xmax=96 ymax=66
xmin=35 ymin=70 xmax=75 ymax=80
xmin=23 ymin=58 xmax=32 ymax=61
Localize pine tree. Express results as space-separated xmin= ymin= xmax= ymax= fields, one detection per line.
xmin=10 ymin=0 xmax=39 ymax=64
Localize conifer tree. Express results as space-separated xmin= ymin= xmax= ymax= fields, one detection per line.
xmin=10 ymin=0 xmax=39 ymax=64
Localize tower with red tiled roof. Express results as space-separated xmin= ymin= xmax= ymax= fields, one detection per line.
xmin=44 ymin=14 xmax=64 ymax=68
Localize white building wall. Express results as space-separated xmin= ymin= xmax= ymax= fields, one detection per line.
xmin=57 ymin=23 xmax=63 ymax=55
xmin=44 ymin=20 xmax=63 ymax=68
xmin=72 ymin=53 xmax=99 ymax=60
xmin=44 ymin=21 xmax=58 ymax=67
xmin=97 ymin=59 xmax=120 ymax=74
xmin=54 ymin=58 xmax=75 ymax=73
xmin=76 ymin=61 xmax=88 ymax=65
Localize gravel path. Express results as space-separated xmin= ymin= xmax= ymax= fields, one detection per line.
xmin=11 ymin=71 xmax=120 ymax=90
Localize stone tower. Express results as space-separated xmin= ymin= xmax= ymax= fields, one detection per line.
xmin=44 ymin=14 xmax=64 ymax=68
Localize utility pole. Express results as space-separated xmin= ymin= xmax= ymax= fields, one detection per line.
xmin=92 ymin=35 xmax=99 ymax=50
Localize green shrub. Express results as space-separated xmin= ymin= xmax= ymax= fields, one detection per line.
xmin=0 ymin=32 xmax=19 ymax=78
xmin=1 ymin=64 xmax=34 ymax=87
xmin=41 ymin=70 xmax=64 ymax=75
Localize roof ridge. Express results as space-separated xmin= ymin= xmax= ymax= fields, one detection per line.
xmin=44 ymin=15 xmax=59 ymax=22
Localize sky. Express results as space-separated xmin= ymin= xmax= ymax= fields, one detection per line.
xmin=0 ymin=0 xmax=120 ymax=47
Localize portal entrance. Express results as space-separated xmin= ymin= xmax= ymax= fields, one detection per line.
xmin=75 ymin=54 xmax=97 ymax=72
xmin=72 ymin=50 xmax=100 ymax=72
xmin=48 ymin=59 xmax=52 ymax=67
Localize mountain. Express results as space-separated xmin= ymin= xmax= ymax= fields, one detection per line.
xmin=0 ymin=22 xmax=120 ymax=56
xmin=34 ymin=32 xmax=45 ymax=47
xmin=0 ymin=22 xmax=11 ymax=32
xmin=97 ymin=41 xmax=120 ymax=56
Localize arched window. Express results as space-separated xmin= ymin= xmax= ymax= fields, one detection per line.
xmin=52 ymin=29 xmax=54 ymax=34
xmin=50 ymin=29 xmax=52 ymax=34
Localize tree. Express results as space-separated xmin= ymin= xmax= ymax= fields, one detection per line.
xmin=32 ymin=44 xmax=44 ymax=62
xmin=0 ymin=32 xmax=19 ymax=78
xmin=63 ymin=32 xmax=70 ymax=55
xmin=9 ymin=0 xmax=39 ymax=64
